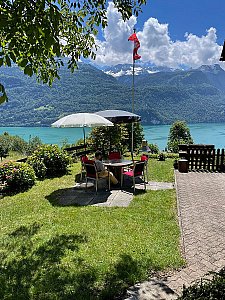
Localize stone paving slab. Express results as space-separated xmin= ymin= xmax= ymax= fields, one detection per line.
xmin=57 ymin=182 xmax=136 ymax=207
xmin=57 ymin=180 xmax=174 ymax=207
xmin=147 ymin=182 xmax=174 ymax=190
xmin=124 ymin=171 xmax=225 ymax=299
xmin=166 ymin=171 xmax=225 ymax=295
xmin=124 ymin=278 xmax=177 ymax=300
xmin=58 ymin=187 xmax=134 ymax=207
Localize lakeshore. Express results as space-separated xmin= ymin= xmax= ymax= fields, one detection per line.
xmin=0 ymin=123 xmax=225 ymax=150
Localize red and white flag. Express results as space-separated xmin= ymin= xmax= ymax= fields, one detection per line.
xmin=128 ymin=33 xmax=141 ymax=60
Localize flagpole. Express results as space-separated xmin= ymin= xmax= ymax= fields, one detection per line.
xmin=131 ymin=53 xmax=135 ymax=161
xmin=131 ymin=29 xmax=135 ymax=161
xmin=128 ymin=28 xmax=141 ymax=161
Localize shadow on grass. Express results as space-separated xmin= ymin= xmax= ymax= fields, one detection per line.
xmin=45 ymin=187 xmax=75 ymax=206
xmin=42 ymin=168 xmax=73 ymax=180
xmin=46 ymin=187 xmax=111 ymax=207
xmin=75 ymin=173 xmax=82 ymax=183
xmin=0 ymin=222 xmax=174 ymax=300
xmin=0 ymin=222 xmax=98 ymax=300
xmin=121 ymin=176 xmax=147 ymax=195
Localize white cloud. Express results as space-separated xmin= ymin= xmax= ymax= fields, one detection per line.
xmin=93 ymin=2 xmax=223 ymax=69
xmin=93 ymin=2 xmax=136 ymax=65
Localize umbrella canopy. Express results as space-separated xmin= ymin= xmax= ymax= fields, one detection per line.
xmin=51 ymin=113 xmax=114 ymax=128
xmin=95 ymin=110 xmax=141 ymax=124
xmin=51 ymin=113 xmax=114 ymax=144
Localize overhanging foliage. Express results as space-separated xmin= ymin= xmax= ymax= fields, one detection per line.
xmin=0 ymin=0 xmax=147 ymax=103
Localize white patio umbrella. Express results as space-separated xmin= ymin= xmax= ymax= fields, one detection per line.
xmin=51 ymin=113 xmax=114 ymax=144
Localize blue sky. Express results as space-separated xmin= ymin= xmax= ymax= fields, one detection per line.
xmin=92 ymin=1 xmax=225 ymax=69
xmin=138 ymin=0 xmax=225 ymax=44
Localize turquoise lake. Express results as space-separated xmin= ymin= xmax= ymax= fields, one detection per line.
xmin=0 ymin=123 xmax=225 ymax=150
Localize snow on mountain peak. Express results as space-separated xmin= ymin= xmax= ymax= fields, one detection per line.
xmin=103 ymin=63 xmax=225 ymax=78
xmin=103 ymin=64 xmax=166 ymax=77
xmin=198 ymin=64 xmax=224 ymax=73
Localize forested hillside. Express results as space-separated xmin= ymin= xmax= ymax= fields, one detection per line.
xmin=0 ymin=62 xmax=225 ymax=126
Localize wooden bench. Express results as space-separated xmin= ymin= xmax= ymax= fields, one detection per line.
xmin=16 ymin=157 xmax=28 ymax=163
xmin=64 ymin=144 xmax=93 ymax=159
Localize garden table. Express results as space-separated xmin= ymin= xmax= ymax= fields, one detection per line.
xmin=103 ymin=159 xmax=133 ymax=183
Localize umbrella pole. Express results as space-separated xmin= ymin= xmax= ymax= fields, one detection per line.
xmin=83 ymin=127 xmax=86 ymax=146
xmin=109 ymin=127 xmax=112 ymax=152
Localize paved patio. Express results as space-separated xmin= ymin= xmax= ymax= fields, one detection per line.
xmin=57 ymin=180 xmax=174 ymax=207
xmin=124 ymin=171 xmax=225 ymax=299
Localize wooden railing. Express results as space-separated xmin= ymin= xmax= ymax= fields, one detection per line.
xmin=179 ymin=144 xmax=225 ymax=172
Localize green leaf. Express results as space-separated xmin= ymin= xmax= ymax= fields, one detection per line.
xmin=5 ymin=55 xmax=11 ymax=67
xmin=53 ymin=43 xmax=61 ymax=57
xmin=24 ymin=64 xmax=33 ymax=77
xmin=0 ymin=94 xmax=8 ymax=104
xmin=0 ymin=83 xmax=8 ymax=104
xmin=38 ymin=27 xmax=45 ymax=37
xmin=19 ymin=59 xmax=28 ymax=67
xmin=9 ymin=51 xmax=16 ymax=63
xmin=92 ymin=28 xmax=98 ymax=36
xmin=0 ymin=0 xmax=146 ymax=92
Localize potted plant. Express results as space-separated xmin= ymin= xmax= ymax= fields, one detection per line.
xmin=158 ymin=152 xmax=166 ymax=161
xmin=173 ymin=159 xmax=178 ymax=169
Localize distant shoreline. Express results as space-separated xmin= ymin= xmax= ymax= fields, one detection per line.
xmin=1 ymin=123 xmax=225 ymax=150
xmin=1 ymin=121 xmax=225 ymax=128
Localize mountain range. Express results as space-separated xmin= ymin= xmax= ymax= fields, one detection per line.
xmin=0 ymin=62 xmax=225 ymax=126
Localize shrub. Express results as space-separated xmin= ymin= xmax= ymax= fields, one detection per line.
xmin=88 ymin=123 xmax=144 ymax=155
xmin=0 ymin=161 xmax=36 ymax=194
xmin=147 ymin=153 xmax=179 ymax=159
xmin=9 ymin=136 xmax=28 ymax=154
xmin=27 ymin=145 xmax=71 ymax=178
xmin=0 ymin=132 xmax=28 ymax=154
xmin=165 ymin=152 xmax=179 ymax=159
xmin=28 ymin=159 xmax=47 ymax=179
xmin=0 ymin=144 xmax=9 ymax=161
xmin=168 ymin=139 xmax=187 ymax=154
xmin=178 ymin=267 xmax=225 ymax=299
xmin=26 ymin=136 xmax=43 ymax=156
xmin=158 ymin=152 xmax=166 ymax=161
xmin=173 ymin=159 xmax=178 ymax=169
xmin=167 ymin=121 xmax=193 ymax=153
xmin=148 ymin=143 xmax=159 ymax=154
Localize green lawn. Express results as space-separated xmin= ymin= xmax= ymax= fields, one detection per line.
xmin=0 ymin=151 xmax=24 ymax=164
xmin=0 ymin=159 xmax=184 ymax=300
xmin=148 ymin=158 xmax=175 ymax=182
